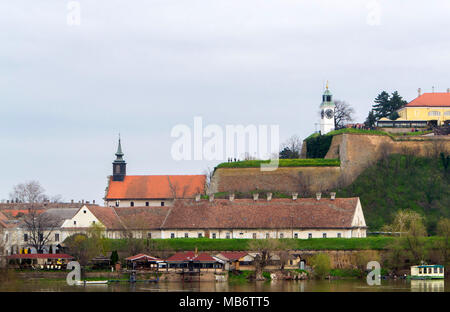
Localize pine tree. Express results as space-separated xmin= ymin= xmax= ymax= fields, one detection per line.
xmin=372 ymin=91 xmax=390 ymax=119
xmin=364 ymin=110 xmax=377 ymax=128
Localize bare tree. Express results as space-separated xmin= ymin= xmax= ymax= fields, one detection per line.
xmin=203 ymin=167 xmax=214 ymax=194
xmin=22 ymin=208 xmax=60 ymax=253
xmin=334 ymin=100 xmax=355 ymax=130
xmin=279 ymin=135 xmax=302 ymax=159
xmin=9 ymin=181 xmax=47 ymax=203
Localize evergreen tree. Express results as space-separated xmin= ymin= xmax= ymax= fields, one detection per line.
xmin=364 ymin=110 xmax=377 ymax=128
xmin=110 ymin=250 xmax=119 ymax=266
xmin=372 ymin=91 xmax=407 ymax=120
xmin=372 ymin=91 xmax=390 ymax=119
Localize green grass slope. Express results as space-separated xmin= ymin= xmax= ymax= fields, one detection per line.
xmin=336 ymin=154 xmax=450 ymax=234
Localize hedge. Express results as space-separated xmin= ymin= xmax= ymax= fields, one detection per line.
xmin=216 ymin=158 xmax=340 ymax=168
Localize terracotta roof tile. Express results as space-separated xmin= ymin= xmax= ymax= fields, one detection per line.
xmin=405 ymin=93 xmax=450 ymax=107
xmin=166 ymin=251 xmax=217 ymax=262
xmin=88 ymin=205 xmax=124 ymax=230
xmin=162 ymin=198 xmax=360 ymax=229
xmin=7 ymin=254 xmax=74 ymax=259
xmin=115 ymin=206 xmax=170 ymax=229
xmin=105 ymin=175 xmax=205 ymax=200
xmin=217 ymin=252 xmax=248 ymax=261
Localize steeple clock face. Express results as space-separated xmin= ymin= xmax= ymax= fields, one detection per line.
xmin=325 ymin=109 xmax=334 ymax=119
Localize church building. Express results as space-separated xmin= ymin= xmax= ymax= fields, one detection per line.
xmin=320 ymin=82 xmax=335 ymax=134
xmin=104 ymin=138 xmax=206 ymax=208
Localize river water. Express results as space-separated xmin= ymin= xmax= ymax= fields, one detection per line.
xmin=0 ymin=279 xmax=448 ymax=292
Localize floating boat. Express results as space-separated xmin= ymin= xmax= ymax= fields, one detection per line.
xmin=409 ymin=265 xmax=445 ymax=280
xmin=75 ymin=280 xmax=109 ymax=286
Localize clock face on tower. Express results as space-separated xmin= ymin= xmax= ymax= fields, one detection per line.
xmin=325 ymin=109 xmax=334 ymax=119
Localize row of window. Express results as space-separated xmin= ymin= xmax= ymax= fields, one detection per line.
xmin=419 ymin=267 xmax=444 ymax=274
xmin=23 ymin=233 xmax=60 ymax=242
xmin=116 ymin=201 xmax=165 ymax=207
xmin=167 ymin=232 xmax=342 ymax=239
xmin=428 ymin=111 xmax=450 ymax=116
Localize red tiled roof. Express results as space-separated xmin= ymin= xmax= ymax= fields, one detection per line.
xmin=125 ymin=254 xmax=162 ymax=261
xmin=162 ymin=198 xmax=360 ymax=229
xmin=405 ymin=93 xmax=450 ymax=107
xmin=115 ymin=206 xmax=170 ymax=229
xmin=7 ymin=254 xmax=74 ymax=260
xmin=105 ymin=175 xmax=206 ymax=200
xmin=166 ymin=251 xmax=217 ymax=262
xmin=79 ymin=198 xmax=361 ymax=231
xmin=217 ymin=252 xmax=248 ymax=261
xmin=88 ymin=205 xmax=124 ymax=230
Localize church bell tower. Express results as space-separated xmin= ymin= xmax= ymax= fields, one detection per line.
xmin=320 ymin=81 xmax=335 ymax=135
xmin=112 ymin=136 xmax=126 ymax=181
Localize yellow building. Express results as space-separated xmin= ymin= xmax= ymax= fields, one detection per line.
xmin=397 ymin=92 xmax=450 ymax=126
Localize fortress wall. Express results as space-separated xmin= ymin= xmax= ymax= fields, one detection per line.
xmin=210 ymin=166 xmax=342 ymax=194
xmin=326 ymin=134 xmax=450 ymax=183
xmin=211 ymin=134 xmax=450 ymax=195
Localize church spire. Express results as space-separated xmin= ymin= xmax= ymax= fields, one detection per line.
xmin=115 ymin=134 xmax=124 ymax=159
xmin=112 ymin=135 xmax=126 ymax=181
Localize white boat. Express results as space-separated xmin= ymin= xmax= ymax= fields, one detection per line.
xmin=75 ymin=280 xmax=109 ymax=286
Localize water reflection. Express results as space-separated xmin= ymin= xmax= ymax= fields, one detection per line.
xmin=0 ymin=279 xmax=447 ymax=292
xmin=410 ymin=280 xmax=445 ymax=292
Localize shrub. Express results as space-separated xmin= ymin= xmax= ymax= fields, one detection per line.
xmin=310 ymin=253 xmax=331 ymax=279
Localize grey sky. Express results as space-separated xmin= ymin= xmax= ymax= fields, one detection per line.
xmin=1 ymin=0 xmax=450 ymax=203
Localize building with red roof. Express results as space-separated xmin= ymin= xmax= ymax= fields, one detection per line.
xmin=165 ymin=251 xmax=223 ymax=271
xmin=381 ymin=90 xmax=450 ymax=128
xmin=104 ymin=138 xmax=205 ymax=208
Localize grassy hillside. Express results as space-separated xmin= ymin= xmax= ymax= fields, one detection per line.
xmin=336 ymin=154 xmax=450 ymax=234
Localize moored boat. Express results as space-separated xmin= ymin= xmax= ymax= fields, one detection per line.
xmin=409 ymin=265 xmax=444 ymax=280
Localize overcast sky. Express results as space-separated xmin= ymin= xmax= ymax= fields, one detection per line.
xmin=1 ymin=0 xmax=450 ymax=203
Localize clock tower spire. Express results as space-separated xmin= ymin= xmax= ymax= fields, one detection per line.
xmin=320 ymin=82 xmax=335 ymax=134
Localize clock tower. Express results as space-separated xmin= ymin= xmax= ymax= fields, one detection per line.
xmin=320 ymin=82 xmax=335 ymax=134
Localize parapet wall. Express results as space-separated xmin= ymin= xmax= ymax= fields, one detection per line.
xmin=210 ymin=134 xmax=450 ymax=194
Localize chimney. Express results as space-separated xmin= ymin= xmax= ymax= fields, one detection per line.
xmin=81 ymin=199 xmax=84 ymax=204
xmin=292 ymin=192 xmax=298 ymax=200
xmin=71 ymin=199 xmax=74 ymax=204
xmin=316 ymin=192 xmax=322 ymax=201
xmin=266 ymin=192 xmax=272 ymax=201
xmin=432 ymin=86 xmax=435 ymax=93
xmin=447 ymin=88 xmax=450 ymax=93
xmin=330 ymin=192 xmax=336 ymax=200
xmin=209 ymin=194 xmax=214 ymax=202
xmin=252 ymin=193 xmax=259 ymax=201
xmin=6 ymin=200 xmax=9 ymax=204
xmin=86 ymin=201 xmax=90 ymax=204
xmin=93 ymin=200 xmax=95 ymax=204
xmin=195 ymin=194 xmax=201 ymax=202
xmin=229 ymin=193 xmax=235 ymax=201
xmin=418 ymin=88 xmax=421 ymax=96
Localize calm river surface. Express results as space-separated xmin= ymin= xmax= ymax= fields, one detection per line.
xmin=0 ymin=279 xmax=448 ymax=292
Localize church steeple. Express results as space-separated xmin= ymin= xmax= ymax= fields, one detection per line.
xmin=112 ymin=135 xmax=126 ymax=181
